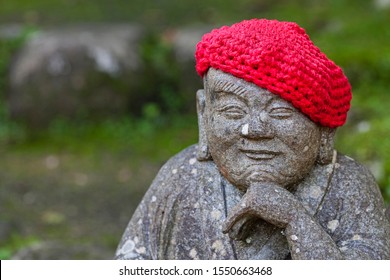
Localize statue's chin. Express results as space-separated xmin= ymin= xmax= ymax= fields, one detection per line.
xmin=247 ymin=171 xmax=276 ymax=183
xmin=225 ymin=171 xmax=280 ymax=192
xmin=225 ymin=168 xmax=300 ymax=193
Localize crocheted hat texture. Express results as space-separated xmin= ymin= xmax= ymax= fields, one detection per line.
xmin=195 ymin=19 xmax=352 ymax=128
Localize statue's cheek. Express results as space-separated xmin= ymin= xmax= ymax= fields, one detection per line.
xmin=209 ymin=118 xmax=242 ymax=142
xmin=274 ymin=118 xmax=321 ymax=155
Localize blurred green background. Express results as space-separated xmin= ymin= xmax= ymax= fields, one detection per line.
xmin=0 ymin=0 xmax=389 ymax=259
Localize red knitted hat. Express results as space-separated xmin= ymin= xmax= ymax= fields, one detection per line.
xmin=195 ymin=19 xmax=352 ymax=128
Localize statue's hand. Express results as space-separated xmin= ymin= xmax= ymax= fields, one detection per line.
xmin=223 ymin=214 xmax=261 ymax=241
xmin=222 ymin=182 xmax=303 ymax=239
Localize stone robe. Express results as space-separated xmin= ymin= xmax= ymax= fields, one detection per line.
xmin=115 ymin=145 xmax=390 ymax=260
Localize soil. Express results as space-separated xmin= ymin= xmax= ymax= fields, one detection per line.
xmin=0 ymin=149 xmax=161 ymax=259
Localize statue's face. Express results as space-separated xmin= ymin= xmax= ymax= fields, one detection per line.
xmin=204 ymin=69 xmax=322 ymax=190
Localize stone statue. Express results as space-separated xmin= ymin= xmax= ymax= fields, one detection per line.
xmin=115 ymin=19 xmax=390 ymax=260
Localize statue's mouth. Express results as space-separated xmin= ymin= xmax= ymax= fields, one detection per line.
xmin=239 ymin=149 xmax=281 ymax=160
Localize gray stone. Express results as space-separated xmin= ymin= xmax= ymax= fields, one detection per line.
xmin=0 ymin=24 xmax=24 ymax=39
xmin=169 ymin=26 xmax=211 ymax=64
xmin=7 ymin=24 xmax=144 ymax=127
xmin=374 ymin=0 xmax=390 ymax=9
xmin=116 ymin=69 xmax=390 ymax=260
xmin=115 ymin=22 xmax=390 ymax=260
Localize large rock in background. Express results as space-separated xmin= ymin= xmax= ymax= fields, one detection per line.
xmin=8 ymin=24 xmax=144 ymax=128
xmin=167 ymin=25 xmax=211 ymax=106
xmin=5 ymin=24 xmax=210 ymax=128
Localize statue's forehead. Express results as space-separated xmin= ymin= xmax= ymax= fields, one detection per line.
xmin=205 ymin=68 xmax=284 ymax=103
xmin=206 ymin=68 xmax=260 ymax=92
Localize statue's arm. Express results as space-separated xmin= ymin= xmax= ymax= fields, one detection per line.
xmin=223 ymin=182 xmax=344 ymax=259
xmin=223 ymin=163 xmax=390 ymax=259
xmin=282 ymin=178 xmax=389 ymax=260
xmin=316 ymin=159 xmax=390 ymax=260
xmin=115 ymin=158 xmax=180 ymax=260
xmin=114 ymin=197 xmax=154 ymax=259
xmin=284 ymin=208 xmax=343 ymax=259
xmin=114 ymin=178 xmax=166 ymax=260
xmin=115 ymin=145 xmax=199 ymax=260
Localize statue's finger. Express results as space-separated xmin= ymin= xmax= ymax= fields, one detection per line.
xmin=226 ymin=215 xmax=249 ymax=240
xmin=222 ymin=206 xmax=248 ymax=234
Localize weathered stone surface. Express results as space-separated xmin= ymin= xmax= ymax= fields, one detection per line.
xmin=115 ymin=68 xmax=390 ymax=260
xmin=8 ymin=24 xmax=144 ymax=127
xmin=116 ymin=20 xmax=390 ymax=260
xmin=116 ymin=146 xmax=390 ymax=260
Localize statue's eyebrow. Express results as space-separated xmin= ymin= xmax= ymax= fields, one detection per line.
xmin=212 ymin=80 xmax=248 ymax=97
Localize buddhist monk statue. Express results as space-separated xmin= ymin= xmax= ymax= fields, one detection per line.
xmin=115 ymin=19 xmax=390 ymax=260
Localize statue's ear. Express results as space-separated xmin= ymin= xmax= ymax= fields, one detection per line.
xmin=196 ymin=89 xmax=212 ymax=161
xmin=316 ymin=127 xmax=336 ymax=165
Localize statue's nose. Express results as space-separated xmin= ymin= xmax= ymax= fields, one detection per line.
xmin=240 ymin=113 xmax=274 ymax=139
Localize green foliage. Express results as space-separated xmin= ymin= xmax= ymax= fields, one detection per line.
xmin=8 ymin=114 xmax=198 ymax=162
xmin=137 ymin=34 xmax=184 ymax=115
xmin=0 ymin=234 xmax=40 ymax=260
xmin=0 ymin=26 xmax=37 ymax=94
xmin=0 ymin=26 xmax=38 ymax=144
xmin=0 ymin=248 xmax=12 ymax=260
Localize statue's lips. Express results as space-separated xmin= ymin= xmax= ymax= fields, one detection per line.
xmin=239 ymin=149 xmax=281 ymax=160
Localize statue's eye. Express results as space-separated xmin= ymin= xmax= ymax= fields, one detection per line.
xmin=217 ymin=105 xmax=246 ymax=119
xmin=269 ymin=107 xmax=293 ymax=119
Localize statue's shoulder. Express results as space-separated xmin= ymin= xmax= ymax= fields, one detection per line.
xmin=336 ymin=153 xmax=376 ymax=182
xmin=332 ymin=152 xmax=381 ymax=198
xmin=156 ymin=144 xmax=201 ymax=175
xmin=149 ymin=144 xmax=216 ymax=190
xmin=163 ymin=144 xmax=199 ymax=167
